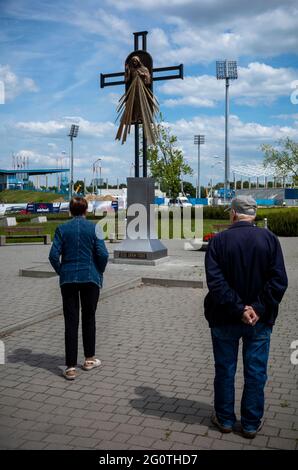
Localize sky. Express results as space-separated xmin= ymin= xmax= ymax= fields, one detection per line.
xmin=0 ymin=0 xmax=297 ymax=187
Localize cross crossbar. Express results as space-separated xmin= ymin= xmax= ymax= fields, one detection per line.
xmin=100 ymin=64 xmax=183 ymax=88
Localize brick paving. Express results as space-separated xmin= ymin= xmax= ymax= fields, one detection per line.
xmin=0 ymin=240 xmax=204 ymax=334
xmin=0 ymin=239 xmax=297 ymax=449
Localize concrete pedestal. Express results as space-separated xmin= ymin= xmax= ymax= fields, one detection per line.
xmin=113 ymin=177 xmax=167 ymax=263
xmin=0 ymin=217 xmax=17 ymax=227
xmin=31 ymin=216 xmax=47 ymax=224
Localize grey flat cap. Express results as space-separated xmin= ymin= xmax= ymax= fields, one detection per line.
xmin=225 ymin=195 xmax=257 ymax=215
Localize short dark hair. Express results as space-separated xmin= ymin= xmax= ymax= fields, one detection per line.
xmin=69 ymin=197 xmax=88 ymax=216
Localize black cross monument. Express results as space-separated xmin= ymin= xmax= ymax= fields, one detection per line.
xmin=100 ymin=31 xmax=184 ymax=263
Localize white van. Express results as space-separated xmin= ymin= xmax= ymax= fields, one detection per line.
xmin=168 ymin=197 xmax=192 ymax=208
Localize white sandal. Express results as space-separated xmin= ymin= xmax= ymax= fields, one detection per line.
xmin=82 ymin=358 xmax=102 ymax=371
xmin=63 ymin=367 xmax=77 ymax=380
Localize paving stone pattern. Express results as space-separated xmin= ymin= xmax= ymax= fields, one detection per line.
xmin=0 ymin=239 xmax=297 ymax=449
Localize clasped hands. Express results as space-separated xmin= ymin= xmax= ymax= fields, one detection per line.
xmin=242 ymin=305 xmax=259 ymax=326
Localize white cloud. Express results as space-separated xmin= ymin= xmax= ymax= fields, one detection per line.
xmin=273 ymin=113 xmax=298 ymax=120
xmin=165 ymin=115 xmax=298 ymax=180
xmin=108 ymin=1 xmax=298 ymax=63
xmin=3 ymin=2 xmax=131 ymax=43
xmin=0 ymin=64 xmax=38 ymax=101
xmin=14 ymin=117 xmax=115 ymax=137
xmin=159 ymin=63 xmax=297 ymax=107
xmin=5 ymin=113 xmax=298 ymax=184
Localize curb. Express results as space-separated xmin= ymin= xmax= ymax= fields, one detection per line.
xmin=141 ymin=277 xmax=205 ymax=288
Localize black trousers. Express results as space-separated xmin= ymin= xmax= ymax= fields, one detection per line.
xmin=60 ymin=282 xmax=100 ymax=367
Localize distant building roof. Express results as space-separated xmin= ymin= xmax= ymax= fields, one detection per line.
xmin=0 ymin=168 xmax=69 ymax=175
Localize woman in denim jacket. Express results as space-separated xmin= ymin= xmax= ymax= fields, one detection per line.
xmin=49 ymin=197 xmax=109 ymax=380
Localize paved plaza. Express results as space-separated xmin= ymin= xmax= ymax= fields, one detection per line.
xmin=0 ymin=239 xmax=297 ymax=450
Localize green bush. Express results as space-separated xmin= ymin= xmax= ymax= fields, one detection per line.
xmin=202 ymin=206 xmax=229 ymax=220
xmin=267 ymin=211 xmax=298 ymax=236
xmin=256 ymin=207 xmax=298 ymax=221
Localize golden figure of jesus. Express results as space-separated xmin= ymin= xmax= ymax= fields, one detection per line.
xmin=116 ymin=55 xmax=158 ymax=145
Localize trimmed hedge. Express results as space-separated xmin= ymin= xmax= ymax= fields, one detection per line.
xmin=203 ymin=206 xmax=229 ymax=220
xmin=267 ymin=211 xmax=298 ymax=237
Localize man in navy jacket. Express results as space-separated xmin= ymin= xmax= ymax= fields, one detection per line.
xmin=204 ymin=196 xmax=287 ymax=438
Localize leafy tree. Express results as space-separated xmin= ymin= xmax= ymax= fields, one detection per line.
xmin=182 ymin=181 xmax=196 ymax=197
xmin=261 ymin=138 xmax=298 ymax=185
xmin=147 ymin=117 xmax=193 ymax=197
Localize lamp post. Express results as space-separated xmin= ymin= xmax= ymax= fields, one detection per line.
xmin=92 ymin=158 xmax=102 ymax=195
xmin=68 ymin=124 xmax=79 ymax=199
xmin=194 ymin=135 xmax=205 ymax=199
xmin=211 ymin=157 xmax=223 ymax=201
xmin=216 ymin=60 xmax=238 ymax=203
xmin=130 ymin=162 xmax=143 ymax=177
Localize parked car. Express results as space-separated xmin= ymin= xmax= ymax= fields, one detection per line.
xmin=168 ymin=197 xmax=192 ymax=208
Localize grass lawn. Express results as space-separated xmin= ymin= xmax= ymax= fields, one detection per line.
xmin=0 ymin=190 xmax=66 ymax=203
xmin=0 ymin=217 xmax=242 ymax=243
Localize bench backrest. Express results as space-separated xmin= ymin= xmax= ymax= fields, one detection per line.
xmin=4 ymin=226 xmax=44 ymax=234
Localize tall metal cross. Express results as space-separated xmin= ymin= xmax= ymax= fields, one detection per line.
xmin=100 ymin=31 xmax=183 ymax=178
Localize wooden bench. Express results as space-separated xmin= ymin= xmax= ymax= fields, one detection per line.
xmin=212 ymin=224 xmax=231 ymax=232
xmin=4 ymin=226 xmax=44 ymax=235
xmin=0 ymin=226 xmax=51 ymax=246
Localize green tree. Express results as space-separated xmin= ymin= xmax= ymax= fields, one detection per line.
xmin=147 ymin=118 xmax=193 ymax=197
xmin=261 ymin=138 xmax=298 ymax=185
xmin=182 ymin=181 xmax=196 ymax=197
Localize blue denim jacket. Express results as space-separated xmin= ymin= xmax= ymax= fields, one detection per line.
xmin=49 ymin=216 xmax=109 ymax=287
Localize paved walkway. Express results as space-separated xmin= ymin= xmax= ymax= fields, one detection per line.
xmin=0 ymin=239 xmax=297 ymax=449
xmin=0 ymin=240 xmax=204 ymax=334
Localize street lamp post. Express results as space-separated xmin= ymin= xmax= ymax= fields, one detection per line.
xmin=211 ymin=157 xmax=223 ymax=203
xmin=216 ymin=60 xmax=238 ymax=204
xmin=68 ymin=124 xmax=79 ymax=199
xmin=92 ymin=158 xmax=102 ymax=195
xmin=194 ymin=135 xmax=205 ymax=199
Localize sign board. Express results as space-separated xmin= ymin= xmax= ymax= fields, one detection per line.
xmin=111 ymin=200 xmax=118 ymax=211
xmin=26 ymin=202 xmax=61 ymax=213
xmin=285 ymin=188 xmax=298 ymax=199
xmin=118 ymin=252 xmax=147 ymax=259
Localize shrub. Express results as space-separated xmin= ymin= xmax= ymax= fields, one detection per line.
xmin=267 ymin=211 xmax=298 ymax=236
xmin=203 ymin=206 xmax=229 ymax=220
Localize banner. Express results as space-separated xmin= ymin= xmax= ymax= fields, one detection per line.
xmin=26 ymin=203 xmax=61 ymax=213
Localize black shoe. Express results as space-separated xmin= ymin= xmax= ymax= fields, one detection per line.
xmin=240 ymin=421 xmax=263 ymax=439
xmin=211 ymin=414 xmax=233 ymax=433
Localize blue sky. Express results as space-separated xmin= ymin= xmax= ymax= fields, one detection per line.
xmin=0 ymin=0 xmax=297 ymax=187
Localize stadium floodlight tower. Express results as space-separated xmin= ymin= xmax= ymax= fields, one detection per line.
xmin=68 ymin=124 xmax=79 ymax=198
xmin=194 ymin=135 xmax=205 ymax=199
xmin=216 ymin=60 xmax=238 ymax=203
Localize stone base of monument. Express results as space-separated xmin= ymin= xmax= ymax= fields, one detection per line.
xmin=112 ymin=177 xmax=168 ymax=265
xmin=31 ymin=216 xmax=47 ymax=224
xmin=113 ymin=238 xmax=169 ymax=265
xmin=0 ymin=217 xmax=17 ymax=227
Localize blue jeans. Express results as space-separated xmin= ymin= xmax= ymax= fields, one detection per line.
xmin=211 ymin=322 xmax=272 ymax=431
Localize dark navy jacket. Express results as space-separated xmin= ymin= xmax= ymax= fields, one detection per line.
xmin=204 ymin=221 xmax=288 ymax=327
xmin=49 ymin=216 xmax=109 ymax=287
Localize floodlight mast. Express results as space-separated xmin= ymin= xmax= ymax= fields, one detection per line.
xmin=194 ymin=135 xmax=205 ymax=199
xmin=216 ymin=60 xmax=238 ymax=204
xmin=68 ymin=125 xmax=79 ymax=199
